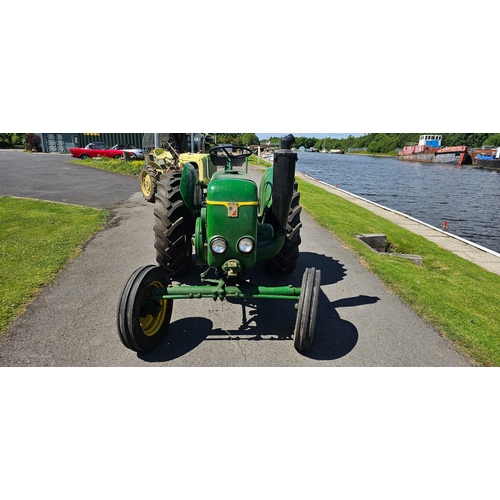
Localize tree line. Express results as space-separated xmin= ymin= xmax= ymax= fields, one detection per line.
xmin=212 ymin=133 xmax=500 ymax=154
xmin=0 ymin=133 xmax=26 ymax=148
xmin=268 ymin=133 xmax=500 ymax=154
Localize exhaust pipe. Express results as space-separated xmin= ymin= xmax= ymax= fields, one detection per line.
xmin=271 ymin=134 xmax=297 ymax=235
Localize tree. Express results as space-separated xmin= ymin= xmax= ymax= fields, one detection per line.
xmin=0 ymin=133 xmax=25 ymax=148
xmin=485 ymin=134 xmax=500 ymax=147
xmin=367 ymin=133 xmax=398 ymax=154
xmin=240 ymin=133 xmax=259 ymax=146
xmin=25 ymin=133 xmax=41 ymax=151
xmin=216 ymin=133 xmax=259 ymax=147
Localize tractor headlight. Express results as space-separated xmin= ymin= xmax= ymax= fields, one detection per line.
xmin=237 ymin=237 xmax=254 ymax=254
xmin=210 ymin=237 xmax=227 ymax=254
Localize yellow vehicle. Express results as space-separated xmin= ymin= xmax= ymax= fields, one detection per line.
xmin=139 ymin=133 xmax=216 ymax=202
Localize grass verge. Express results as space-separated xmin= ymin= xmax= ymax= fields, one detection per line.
xmin=0 ymin=197 xmax=108 ymax=334
xmin=297 ymin=179 xmax=500 ymax=366
xmin=70 ymin=157 xmax=144 ymax=176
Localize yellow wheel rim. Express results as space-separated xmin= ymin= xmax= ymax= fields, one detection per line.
xmin=140 ymin=280 xmax=169 ymax=336
xmin=140 ymin=171 xmax=152 ymax=196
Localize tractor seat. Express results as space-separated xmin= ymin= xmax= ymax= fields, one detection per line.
xmin=154 ymin=148 xmax=173 ymax=161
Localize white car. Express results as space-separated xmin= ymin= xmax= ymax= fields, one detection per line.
xmin=110 ymin=143 xmax=145 ymax=160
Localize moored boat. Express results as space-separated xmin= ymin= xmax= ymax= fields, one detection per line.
xmin=398 ymin=134 xmax=471 ymax=164
xmin=475 ymin=147 xmax=500 ymax=170
xmin=470 ymin=145 xmax=497 ymax=165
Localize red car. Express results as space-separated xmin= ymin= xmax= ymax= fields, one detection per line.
xmin=69 ymin=142 xmax=126 ymax=159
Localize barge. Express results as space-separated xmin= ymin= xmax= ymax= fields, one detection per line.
xmin=475 ymin=147 xmax=500 ymax=170
xmin=398 ymin=135 xmax=471 ymax=164
xmin=470 ymin=146 xmax=497 ymax=165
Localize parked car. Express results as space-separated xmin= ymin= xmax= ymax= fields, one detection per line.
xmin=110 ymin=144 xmax=145 ymax=160
xmin=69 ymin=142 xmax=126 ymax=160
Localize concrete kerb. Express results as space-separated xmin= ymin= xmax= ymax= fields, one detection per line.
xmin=294 ymin=170 xmax=500 ymax=277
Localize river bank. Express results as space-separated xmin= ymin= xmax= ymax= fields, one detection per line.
xmin=285 ymin=167 xmax=500 ymax=366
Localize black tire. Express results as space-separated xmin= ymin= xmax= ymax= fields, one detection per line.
xmin=154 ymin=172 xmax=193 ymax=276
xmin=294 ymin=267 xmax=321 ymax=351
xmin=80 ymin=154 xmax=89 ymax=159
xmin=264 ymin=183 xmax=302 ymax=275
xmin=117 ymin=265 xmax=173 ymax=352
xmin=114 ymin=154 xmax=122 ymax=159
xmin=140 ymin=165 xmax=160 ymax=203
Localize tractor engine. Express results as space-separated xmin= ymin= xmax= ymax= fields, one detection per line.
xmin=203 ymin=172 xmax=259 ymax=277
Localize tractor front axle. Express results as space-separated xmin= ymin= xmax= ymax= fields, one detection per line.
xmin=147 ymin=282 xmax=301 ymax=302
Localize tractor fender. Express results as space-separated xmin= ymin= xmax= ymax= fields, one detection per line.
xmin=258 ymin=166 xmax=274 ymax=219
xmin=180 ymin=162 xmax=200 ymax=214
xmin=146 ymin=160 xmax=164 ymax=173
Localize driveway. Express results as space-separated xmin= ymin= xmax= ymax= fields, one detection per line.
xmin=0 ymin=150 xmax=137 ymax=208
xmin=0 ymin=150 xmax=473 ymax=366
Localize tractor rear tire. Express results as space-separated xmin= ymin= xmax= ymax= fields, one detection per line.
xmin=117 ymin=265 xmax=173 ymax=352
xmin=294 ymin=267 xmax=321 ymax=351
xmin=264 ymin=183 xmax=302 ymax=276
xmin=140 ymin=165 xmax=160 ymax=203
xmin=154 ymin=172 xmax=193 ymax=276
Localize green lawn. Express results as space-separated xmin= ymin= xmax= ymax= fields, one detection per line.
xmin=71 ymin=156 xmax=144 ymax=176
xmin=0 ymin=197 xmax=108 ymax=334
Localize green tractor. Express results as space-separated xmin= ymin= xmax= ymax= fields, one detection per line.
xmin=139 ymin=133 xmax=215 ymax=203
xmin=117 ymin=134 xmax=321 ymax=352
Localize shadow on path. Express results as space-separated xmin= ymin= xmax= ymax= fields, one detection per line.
xmin=139 ymin=251 xmax=380 ymax=363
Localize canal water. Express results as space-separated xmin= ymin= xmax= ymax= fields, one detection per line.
xmin=294 ymin=151 xmax=500 ymax=254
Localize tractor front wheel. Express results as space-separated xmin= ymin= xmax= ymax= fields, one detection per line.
xmin=294 ymin=267 xmax=321 ymax=351
xmin=140 ymin=165 xmax=160 ymax=203
xmin=117 ymin=265 xmax=173 ymax=352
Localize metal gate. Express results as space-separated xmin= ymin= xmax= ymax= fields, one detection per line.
xmin=45 ymin=133 xmax=66 ymax=153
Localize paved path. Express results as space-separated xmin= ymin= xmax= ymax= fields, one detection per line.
xmin=0 ymin=152 xmax=472 ymax=366
xmin=0 ymin=150 xmax=137 ymax=208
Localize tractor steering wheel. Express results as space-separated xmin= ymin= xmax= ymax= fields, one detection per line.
xmin=209 ymin=146 xmax=253 ymax=161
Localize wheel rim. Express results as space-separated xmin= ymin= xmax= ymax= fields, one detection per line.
xmin=140 ymin=280 xmax=169 ymax=336
xmin=141 ymin=171 xmax=152 ymax=196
